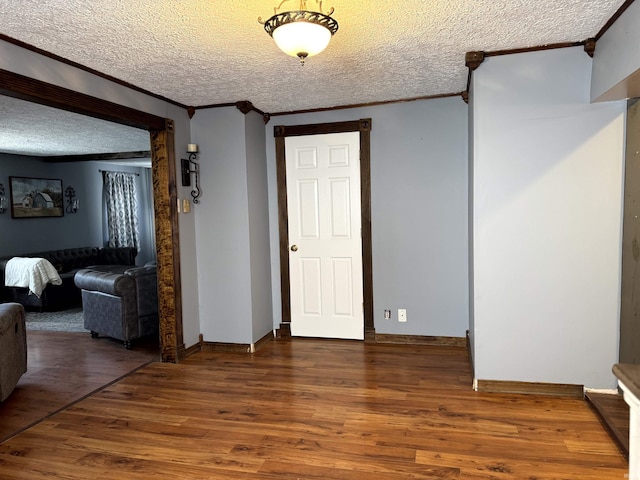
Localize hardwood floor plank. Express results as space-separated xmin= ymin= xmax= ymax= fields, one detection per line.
xmin=0 ymin=338 xmax=628 ymax=479
xmin=586 ymin=390 xmax=629 ymax=457
xmin=415 ymin=450 xmax=625 ymax=479
xmin=0 ymin=330 xmax=158 ymax=443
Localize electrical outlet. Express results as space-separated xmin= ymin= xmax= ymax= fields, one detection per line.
xmin=398 ymin=308 xmax=407 ymax=323
xmin=384 ymin=309 xmax=391 ymax=320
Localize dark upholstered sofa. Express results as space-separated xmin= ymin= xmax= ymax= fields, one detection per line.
xmin=74 ymin=265 xmax=158 ymax=349
xmin=0 ymin=247 xmax=137 ymax=311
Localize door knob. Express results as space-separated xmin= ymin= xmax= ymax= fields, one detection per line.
xmin=290 ymin=245 xmax=298 ymax=252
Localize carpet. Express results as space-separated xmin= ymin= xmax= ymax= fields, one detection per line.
xmin=25 ymin=307 xmax=87 ymax=333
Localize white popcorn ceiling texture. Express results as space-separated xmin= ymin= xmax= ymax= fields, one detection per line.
xmin=0 ymin=96 xmax=150 ymax=157
xmin=0 ymin=0 xmax=627 ymax=155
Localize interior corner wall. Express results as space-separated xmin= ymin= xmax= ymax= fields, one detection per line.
xmin=471 ymin=47 xmax=625 ymax=389
xmin=591 ymin=0 xmax=640 ymax=102
xmin=244 ymin=111 xmax=273 ymax=342
xmin=265 ymin=98 xmax=469 ymax=338
xmin=468 ymin=81 xmax=476 ymax=367
xmin=191 ymin=107 xmax=254 ymax=344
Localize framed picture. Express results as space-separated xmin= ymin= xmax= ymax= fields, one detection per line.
xmin=9 ymin=176 xmax=64 ymax=218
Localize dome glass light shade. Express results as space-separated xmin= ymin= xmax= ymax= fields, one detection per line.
xmin=272 ymin=21 xmax=332 ymax=59
xmin=260 ymin=5 xmax=338 ymax=65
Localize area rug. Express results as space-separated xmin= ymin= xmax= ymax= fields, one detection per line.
xmin=25 ymin=307 xmax=87 ymax=333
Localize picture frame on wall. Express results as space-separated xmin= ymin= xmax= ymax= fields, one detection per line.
xmin=9 ymin=176 xmax=64 ymax=218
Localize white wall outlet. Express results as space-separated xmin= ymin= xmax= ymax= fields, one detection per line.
xmin=398 ymin=308 xmax=407 ymax=323
xmin=384 ymin=309 xmax=391 ymax=320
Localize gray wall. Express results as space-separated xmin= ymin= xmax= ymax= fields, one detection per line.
xmin=468 ymin=81 xmax=476 ymax=366
xmin=245 ymin=111 xmax=274 ymax=343
xmin=266 ymin=97 xmax=469 ymax=338
xmin=192 ymin=107 xmax=253 ymax=344
xmin=592 ymin=0 xmax=640 ymax=102
xmin=471 ymin=47 xmax=625 ymax=389
xmin=191 ymin=107 xmax=273 ymax=345
xmin=0 ymin=154 xmax=155 ymax=265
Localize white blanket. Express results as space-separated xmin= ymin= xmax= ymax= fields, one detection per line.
xmin=4 ymin=257 xmax=62 ymax=298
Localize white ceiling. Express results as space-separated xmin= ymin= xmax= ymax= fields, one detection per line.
xmin=0 ymin=0 xmax=628 ymax=155
xmin=0 ymin=96 xmax=150 ymax=157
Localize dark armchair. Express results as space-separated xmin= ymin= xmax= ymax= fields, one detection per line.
xmin=0 ymin=303 xmax=27 ymax=401
xmin=74 ymin=265 xmax=159 ymax=349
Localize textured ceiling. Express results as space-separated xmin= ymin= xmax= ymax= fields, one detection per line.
xmin=0 ymin=0 xmax=628 ymax=156
xmin=0 ymin=0 xmax=627 ymax=113
xmin=0 ymin=95 xmax=150 ymax=158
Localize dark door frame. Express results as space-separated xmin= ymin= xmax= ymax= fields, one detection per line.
xmin=0 ymin=68 xmax=183 ymax=362
xmin=274 ymin=118 xmax=374 ymax=340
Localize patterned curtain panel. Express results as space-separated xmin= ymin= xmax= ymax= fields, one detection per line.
xmin=103 ymin=171 xmax=140 ymax=251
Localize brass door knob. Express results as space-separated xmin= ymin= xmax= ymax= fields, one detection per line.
xmin=290 ymin=245 xmax=298 ymax=252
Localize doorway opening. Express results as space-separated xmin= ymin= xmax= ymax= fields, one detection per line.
xmin=0 ymin=68 xmax=183 ymax=362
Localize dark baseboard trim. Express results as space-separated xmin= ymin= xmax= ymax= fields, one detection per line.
xmin=466 ymin=330 xmax=475 ymax=379
xmin=177 ymin=340 xmax=202 ymax=361
xmin=201 ymin=342 xmax=250 ymax=353
xmin=364 ymin=328 xmax=376 ymax=343
xmin=252 ymin=331 xmax=275 ymax=353
xmin=201 ymin=331 xmax=274 ymax=354
xmin=373 ymin=333 xmax=466 ymax=347
xmin=476 ymin=379 xmax=584 ymax=398
xmin=276 ymin=322 xmax=291 ymax=337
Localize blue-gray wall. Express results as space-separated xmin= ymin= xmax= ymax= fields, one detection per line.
xmin=245 ymin=111 xmax=274 ymax=343
xmin=266 ymin=97 xmax=470 ymax=338
xmin=191 ymin=107 xmax=254 ymax=344
xmin=471 ymin=47 xmax=625 ymax=389
xmin=0 ymin=154 xmax=156 ymax=266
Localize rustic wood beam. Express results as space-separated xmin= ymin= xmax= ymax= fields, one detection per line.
xmin=43 ymin=150 xmax=151 ymax=162
xmin=0 ymin=69 xmax=166 ymax=131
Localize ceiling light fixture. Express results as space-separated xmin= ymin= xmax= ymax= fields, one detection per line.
xmin=259 ymin=0 xmax=338 ymax=65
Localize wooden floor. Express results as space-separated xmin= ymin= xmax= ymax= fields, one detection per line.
xmin=0 ymin=330 xmax=159 ymax=443
xmin=0 ymin=338 xmax=628 ymax=479
xmin=586 ymin=391 xmax=630 ymax=457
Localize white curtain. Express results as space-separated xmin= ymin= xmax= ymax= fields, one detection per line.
xmin=103 ymin=171 xmax=140 ymax=251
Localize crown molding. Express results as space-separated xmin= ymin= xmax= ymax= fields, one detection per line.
xmin=0 ymin=33 xmax=188 ymax=110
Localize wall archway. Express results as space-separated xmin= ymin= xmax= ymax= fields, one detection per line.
xmin=0 ymin=68 xmax=183 ymax=362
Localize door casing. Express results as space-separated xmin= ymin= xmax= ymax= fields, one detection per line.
xmin=274 ymin=119 xmax=374 ymax=339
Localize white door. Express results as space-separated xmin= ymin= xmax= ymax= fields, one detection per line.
xmin=285 ymin=131 xmax=364 ymax=340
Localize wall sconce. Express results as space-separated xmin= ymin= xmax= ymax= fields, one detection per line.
xmin=65 ymin=186 xmax=78 ymax=214
xmin=0 ymin=183 xmax=6 ymax=214
xmin=181 ymin=143 xmax=201 ymax=204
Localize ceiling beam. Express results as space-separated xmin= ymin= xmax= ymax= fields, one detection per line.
xmin=42 ymin=150 xmax=151 ymax=162
xmin=0 ymin=69 xmax=166 ymax=131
